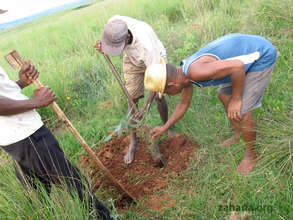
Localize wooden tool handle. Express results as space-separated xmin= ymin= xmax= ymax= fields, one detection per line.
xmin=5 ymin=50 xmax=136 ymax=201
xmin=103 ymin=55 xmax=138 ymax=112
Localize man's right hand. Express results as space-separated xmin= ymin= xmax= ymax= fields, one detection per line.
xmin=93 ymin=40 xmax=104 ymax=54
xmin=33 ymin=86 xmax=57 ymax=108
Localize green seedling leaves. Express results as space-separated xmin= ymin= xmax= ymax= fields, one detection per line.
xmin=103 ymin=113 xmax=140 ymax=142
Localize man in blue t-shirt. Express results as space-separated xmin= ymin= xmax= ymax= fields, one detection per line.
xmin=144 ymin=33 xmax=277 ymax=175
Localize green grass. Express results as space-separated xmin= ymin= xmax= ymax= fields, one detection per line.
xmin=0 ymin=0 xmax=292 ymax=219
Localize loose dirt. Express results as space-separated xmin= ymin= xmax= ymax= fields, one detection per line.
xmin=79 ymin=127 xmax=199 ymax=211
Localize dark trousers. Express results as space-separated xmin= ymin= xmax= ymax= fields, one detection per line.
xmin=1 ymin=126 xmax=112 ymax=220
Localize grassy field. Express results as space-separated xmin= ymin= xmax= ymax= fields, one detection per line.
xmin=0 ymin=0 xmax=292 ymax=219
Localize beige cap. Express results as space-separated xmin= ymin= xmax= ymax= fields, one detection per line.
xmin=101 ymin=19 xmax=128 ymax=56
xmin=144 ymin=58 xmax=166 ymax=99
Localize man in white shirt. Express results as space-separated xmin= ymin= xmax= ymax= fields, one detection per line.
xmin=0 ymin=63 xmax=111 ymax=220
xmin=94 ymin=15 xmax=174 ymax=164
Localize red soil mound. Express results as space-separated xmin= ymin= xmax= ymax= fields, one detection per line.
xmin=79 ymin=129 xmax=199 ymax=210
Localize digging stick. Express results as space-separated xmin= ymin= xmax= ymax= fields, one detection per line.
xmin=103 ymin=55 xmax=138 ymax=112
xmin=5 ymin=50 xmax=136 ymax=202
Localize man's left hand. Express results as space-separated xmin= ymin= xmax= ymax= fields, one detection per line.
xmin=150 ymin=126 xmax=166 ymax=139
xmin=18 ymin=60 xmax=39 ymax=88
xmin=93 ymin=40 xmax=104 ymax=54
xmin=227 ymin=98 xmax=242 ymax=121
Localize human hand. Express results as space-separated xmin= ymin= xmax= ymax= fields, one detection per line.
xmin=33 ymin=86 xmax=57 ymax=108
xmin=150 ymin=126 xmax=166 ymax=139
xmin=227 ymin=98 xmax=242 ymax=121
xmin=18 ymin=60 xmax=39 ymax=88
xmin=93 ymin=40 xmax=104 ymax=54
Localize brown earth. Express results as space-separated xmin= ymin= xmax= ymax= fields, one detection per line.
xmin=79 ymin=127 xmax=199 ymax=211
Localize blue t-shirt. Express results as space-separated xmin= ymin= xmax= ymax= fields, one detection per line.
xmin=181 ymin=33 xmax=277 ymax=87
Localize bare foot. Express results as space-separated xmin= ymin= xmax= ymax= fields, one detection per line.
xmin=124 ymin=141 xmax=138 ymax=164
xmin=237 ymin=152 xmax=258 ymax=175
xmin=220 ymin=136 xmax=240 ymax=146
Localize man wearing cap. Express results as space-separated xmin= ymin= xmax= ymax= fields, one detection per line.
xmin=0 ymin=62 xmax=112 ymax=219
xmin=145 ymin=33 xmax=277 ymax=175
xmin=94 ymin=15 xmax=173 ymax=164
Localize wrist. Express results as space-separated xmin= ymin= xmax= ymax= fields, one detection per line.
xmin=161 ymin=124 xmax=169 ymax=133
xmin=30 ymin=98 xmax=40 ymax=109
xmin=231 ymin=95 xmax=241 ymax=101
xmin=16 ymin=79 xmax=28 ymax=89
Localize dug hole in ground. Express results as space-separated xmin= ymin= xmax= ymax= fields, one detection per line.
xmin=79 ymin=125 xmax=200 ymax=213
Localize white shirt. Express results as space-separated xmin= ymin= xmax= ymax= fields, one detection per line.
xmin=0 ymin=66 xmax=43 ymax=146
xmin=108 ymin=15 xmax=167 ymax=67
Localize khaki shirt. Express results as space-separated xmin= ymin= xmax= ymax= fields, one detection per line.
xmin=108 ymin=15 xmax=167 ymax=67
xmin=0 ymin=66 xmax=43 ymax=146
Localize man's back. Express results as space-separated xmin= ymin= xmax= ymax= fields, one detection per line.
xmin=182 ymin=33 xmax=277 ymax=73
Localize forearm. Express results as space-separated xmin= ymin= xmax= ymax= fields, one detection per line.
xmin=0 ymin=96 xmax=37 ymax=115
xmin=162 ymin=85 xmax=193 ymax=131
xmin=162 ymin=106 xmax=185 ymax=132
xmin=230 ymin=68 xmax=245 ymax=100
xmin=212 ymin=59 xmax=245 ymax=99
xmin=145 ymin=91 xmax=156 ymax=110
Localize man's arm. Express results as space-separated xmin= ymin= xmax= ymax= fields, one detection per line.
xmin=135 ymin=91 xmax=156 ymax=120
xmin=150 ymin=84 xmax=193 ymax=138
xmin=0 ymin=95 xmax=37 ymax=115
xmin=188 ymin=58 xmax=245 ymax=120
xmin=0 ymin=87 xmax=56 ymax=116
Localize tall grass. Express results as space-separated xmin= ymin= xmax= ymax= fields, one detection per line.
xmin=0 ymin=159 xmax=117 ymax=220
xmin=0 ymin=0 xmax=292 ymax=219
